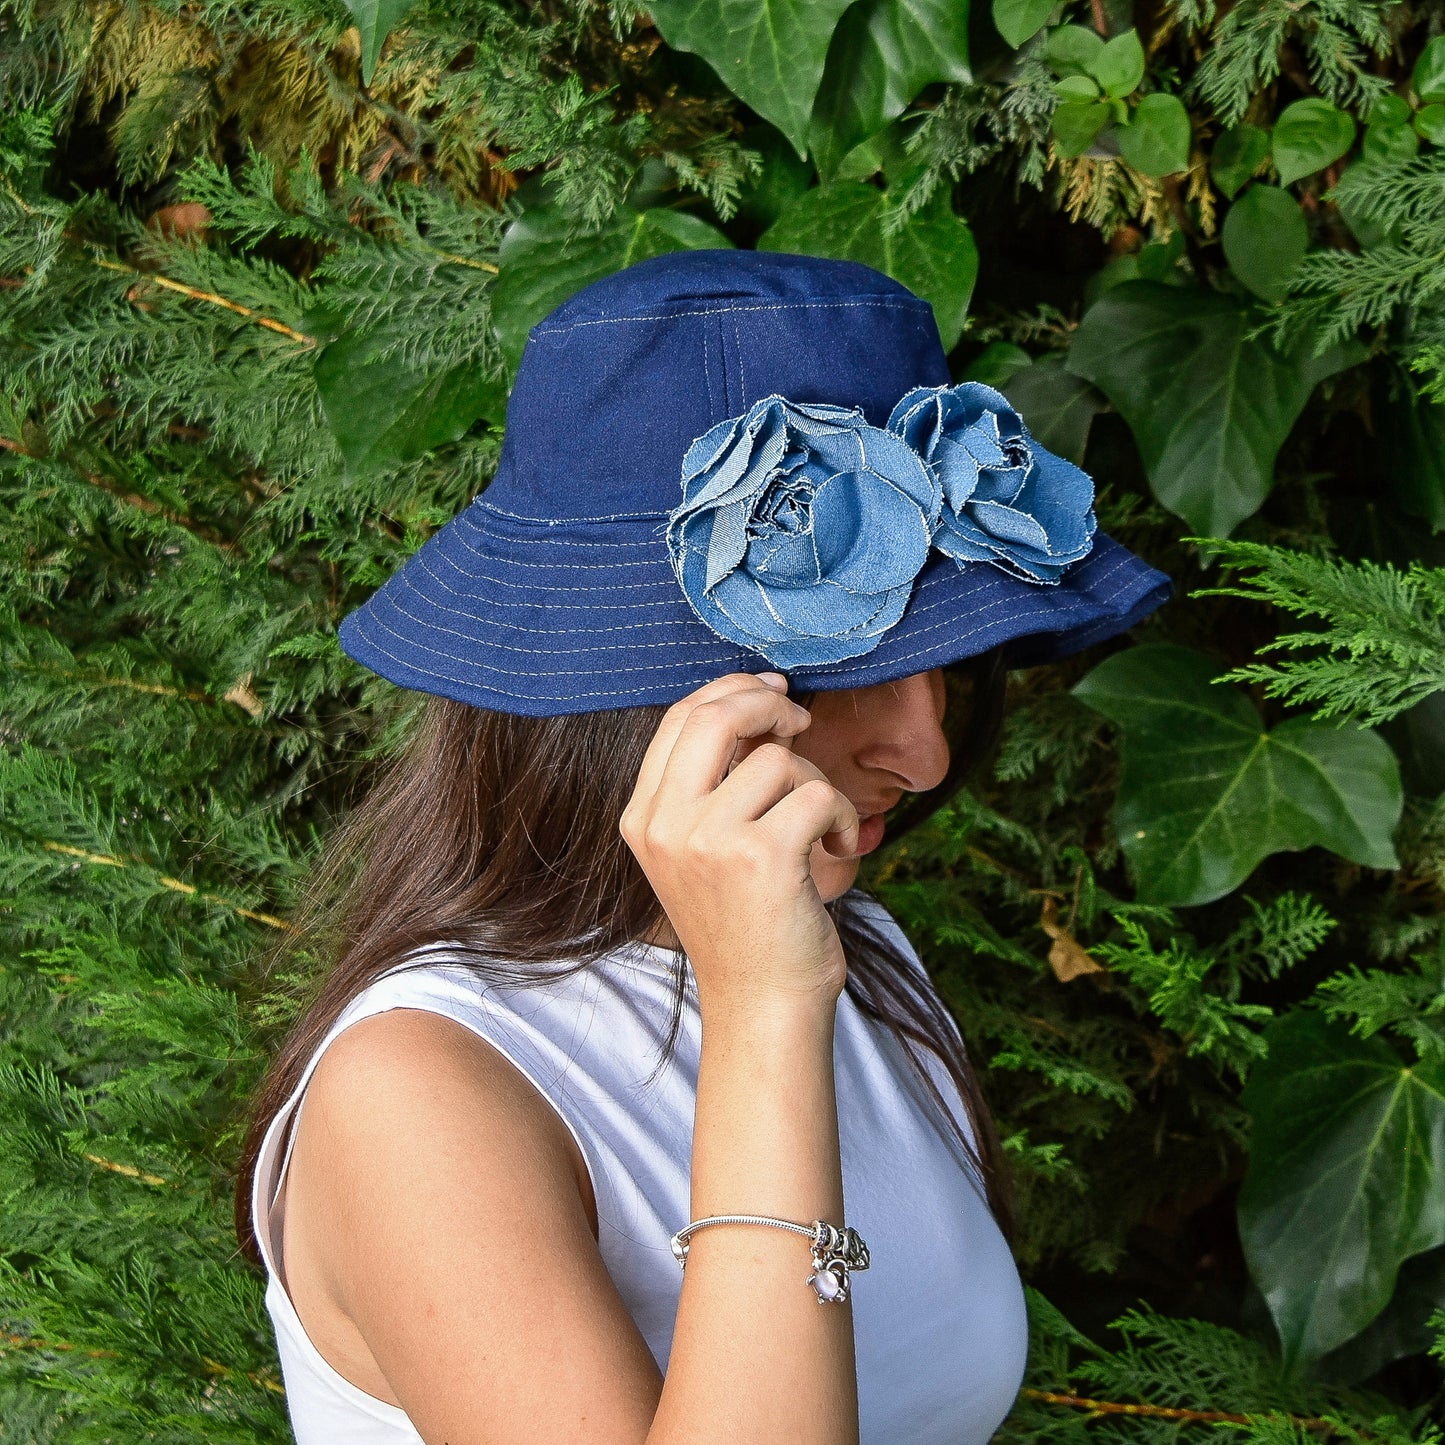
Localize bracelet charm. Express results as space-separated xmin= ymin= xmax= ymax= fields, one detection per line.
xmin=807 ymin=1221 xmax=870 ymax=1305
xmin=669 ymin=1213 xmax=870 ymax=1306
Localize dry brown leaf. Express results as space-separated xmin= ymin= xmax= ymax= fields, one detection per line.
xmin=1040 ymin=894 xmax=1105 ymax=982
xmin=224 ymin=675 xmax=263 ymax=717
xmin=147 ymin=203 xmax=212 ymax=243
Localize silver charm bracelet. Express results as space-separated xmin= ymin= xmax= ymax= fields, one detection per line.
xmin=670 ymin=1214 xmax=871 ymax=1304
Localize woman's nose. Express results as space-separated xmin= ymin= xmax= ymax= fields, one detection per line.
xmin=860 ymin=673 xmax=950 ymax=794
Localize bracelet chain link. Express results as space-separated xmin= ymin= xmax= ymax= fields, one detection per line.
xmin=669 ymin=1213 xmax=871 ymax=1304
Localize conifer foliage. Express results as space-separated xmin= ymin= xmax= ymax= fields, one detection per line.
xmin=1 ymin=0 xmax=1443 ymax=1437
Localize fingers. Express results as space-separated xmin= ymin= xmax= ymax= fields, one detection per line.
xmin=641 ymin=674 xmax=812 ymax=809
xmin=760 ymin=776 xmax=862 ymax=860
xmin=629 ymin=673 xmax=782 ymax=809
xmin=702 ymin=744 xmax=862 ymax=861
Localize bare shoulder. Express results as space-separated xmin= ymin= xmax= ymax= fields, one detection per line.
xmin=281 ymin=1006 xmax=663 ymax=1442
xmin=308 ymin=1007 xmax=586 ymax=1170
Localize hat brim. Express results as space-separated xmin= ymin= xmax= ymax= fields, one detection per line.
xmin=338 ymin=499 xmax=1172 ymax=717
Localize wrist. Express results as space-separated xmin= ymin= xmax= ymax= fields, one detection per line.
xmin=697 ymin=984 xmax=841 ymax=1049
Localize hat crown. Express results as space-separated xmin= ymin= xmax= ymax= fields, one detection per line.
xmin=483 ymin=250 xmax=950 ymax=523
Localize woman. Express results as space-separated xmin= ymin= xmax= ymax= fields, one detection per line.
xmin=235 ymin=249 xmax=1171 ymax=1444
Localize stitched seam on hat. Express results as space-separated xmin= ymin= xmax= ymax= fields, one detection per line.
xmin=532 ymin=297 xmax=930 ymax=339
xmin=456 ymin=517 xmax=670 ymax=567
xmin=716 ymin=312 xmax=731 ymax=414
xmin=441 ymin=522 xmax=1131 ymax=599
xmin=418 ymin=547 xmax=925 ymax=639
xmin=865 ymin=555 xmax=1136 ymax=652
xmin=353 ymin=591 xmax=1059 ymax=696
xmin=391 ymin=573 xmax=704 ymax=646
xmin=777 ymin=552 xmax=1139 ymax=671
xmin=702 ymin=318 xmax=716 ymax=417
xmin=471 ymin=501 xmax=673 ymax=526
xmin=354 ymin=542 xmax=1147 ymax=700
xmin=798 ymin=600 xmax=1108 ymax=673
xmin=382 ymin=551 xmax=1137 ymax=658
xmin=357 ymin=605 xmax=740 ymax=681
xmin=351 ymin=567 xmax=1149 ymax=698
xmin=909 ymin=547 xmax=1132 ymax=614
xmin=456 ymin=517 xmax=1133 ymax=603
xmin=429 ymin=543 xmax=681 ymax=599
xmin=353 ymin=629 xmax=732 ymax=701
xmin=419 ymin=549 xmax=685 ymax=619
xmin=731 ymin=313 xmax=748 ymax=405
xmin=434 ymin=567 xmax=677 ymax=599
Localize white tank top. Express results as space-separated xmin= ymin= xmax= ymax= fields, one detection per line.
xmin=251 ymin=892 xmax=1028 ymax=1443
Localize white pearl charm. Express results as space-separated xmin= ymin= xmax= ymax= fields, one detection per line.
xmin=808 ymin=1265 xmax=846 ymax=1302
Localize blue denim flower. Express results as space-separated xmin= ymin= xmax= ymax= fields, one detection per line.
xmin=888 ymin=382 xmax=1097 ymax=584
xmin=666 ymin=395 xmax=942 ymax=668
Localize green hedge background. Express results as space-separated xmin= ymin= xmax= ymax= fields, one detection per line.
xmin=2 ymin=0 xmax=1444 ymax=1437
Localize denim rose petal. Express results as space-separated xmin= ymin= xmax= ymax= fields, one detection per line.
xmin=888 ymin=381 xmax=1097 ymax=584
xmin=666 ymin=395 xmax=943 ymax=668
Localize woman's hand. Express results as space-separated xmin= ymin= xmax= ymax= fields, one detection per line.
xmin=619 ymin=672 xmax=859 ymax=1014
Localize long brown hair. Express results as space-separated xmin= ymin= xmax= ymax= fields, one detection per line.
xmin=234 ymin=650 xmax=1012 ymax=1264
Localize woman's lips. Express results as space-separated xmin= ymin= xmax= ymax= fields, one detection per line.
xmin=854 ymin=812 xmax=886 ymax=856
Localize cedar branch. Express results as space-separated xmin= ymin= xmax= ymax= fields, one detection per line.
xmin=82 ymin=1154 xmax=171 ymax=1187
xmin=0 ymin=1335 xmax=285 ymax=1399
xmin=94 ymin=258 xmax=315 ymax=345
xmin=1020 ymin=1388 xmax=1341 ymax=1433
xmin=19 ymin=663 xmax=217 ymax=705
xmin=40 ymin=842 xmax=290 ymax=929
xmin=1 ymin=1333 xmax=119 ymax=1360
xmin=0 ymin=437 xmax=243 ymax=555
xmin=199 ymin=1355 xmax=287 ymax=1395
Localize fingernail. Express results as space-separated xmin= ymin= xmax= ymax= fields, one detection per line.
xmin=758 ymin=672 xmax=788 ymax=690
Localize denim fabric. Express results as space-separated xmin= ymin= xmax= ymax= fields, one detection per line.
xmin=888 ymin=383 xmax=1097 ymax=584
xmin=338 ymin=250 xmax=1173 ymax=717
xmin=480 ymin=252 xmax=947 ymax=524
xmin=666 ymin=396 xmax=942 ymax=668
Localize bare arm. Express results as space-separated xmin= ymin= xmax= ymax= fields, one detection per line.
xmin=656 ymin=994 xmax=857 ymax=1443
xmin=281 ymin=670 xmax=862 ymax=1443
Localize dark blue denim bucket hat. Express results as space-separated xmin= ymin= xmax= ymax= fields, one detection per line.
xmin=339 ymin=250 xmax=1172 ymax=716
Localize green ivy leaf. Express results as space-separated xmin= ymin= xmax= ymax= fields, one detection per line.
xmin=1091 ymin=29 xmax=1145 ymax=100
xmin=1211 ymin=122 xmax=1270 ymax=199
xmin=1066 ymin=281 xmax=1360 ymax=535
xmin=734 ymin=124 xmax=815 ymax=229
xmin=1046 ymin=24 xmax=1103 ymax=77
xmin=992 ymin=0 xmax=1056 ymax=49
xmin=1117 ymin=92 xmax=1191 ymax=176
xmin=1363 ymin=119 xmax=1421 ymax=165
xmin=1239 ymin=1012 xmax=1445 ymax=1371
xmin=1272 ymin=98 xmax=1356 ymax=186
xmin=314 ymin=329 xmax=502 ymax=479
xmin=833 ymin=129 xmax=900 ymax=181
xmin=1221 ymin=184 xmax=1308 ymax=305
xmin=1052 ymin=99 xmax=1112 ymax=158
xmin=491 ymin=204 xmax=732 ymax=371
xmin=808 ymin=0 xmax=971 ymax=180
xmin=960 ymin=341 xmax=1034 ymax=388
xmin=758 ymin=183 xmax=978 ymax=348
xmin=1000 ymin=357 xmax=1103 ymax=464
xmin=1332 ymin=159 xmax=1405 ymax=248
xmin=1414 ymin=35 xmax=1445 ymax=104
xmin=1416 ymin=104 xmax=1445 ymax=146
xmin=647 ymin=0 xmax=858 ymax=158
xmin=340 ymin=0 xmax=417 ymax=83
xmin=1072 ymin=644 xmax=1401 ymax=907
xmin=1382 ymin=378 xmax=1445 ymax=530
xmin=1086 ymin=232 xmax=1188 ymax=303
xmin=1369 ymin=93 xmax=1412 ymax=128
xmin=1317 ymin=1245 xmax=1445 ymax=1386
